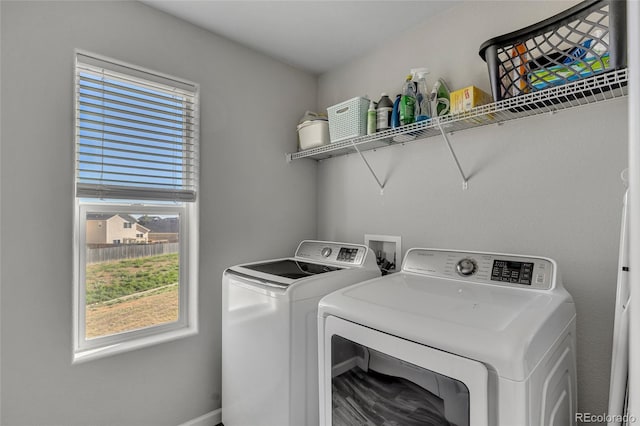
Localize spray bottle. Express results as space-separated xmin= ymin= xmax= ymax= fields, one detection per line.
xmin=412 ymin=68 xmax=431 ymax=121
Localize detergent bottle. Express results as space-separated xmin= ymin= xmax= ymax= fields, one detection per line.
xmin=399 ymin=74 xmax=416 ymax=126
xmin=376 ymin=93 xmax=394 ymax=131
xmin=391 ymin=94 xmax=401 ymax=128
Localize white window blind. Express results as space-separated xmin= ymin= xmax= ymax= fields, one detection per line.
xmin=75 ymin=52 xmax=199 ymax=202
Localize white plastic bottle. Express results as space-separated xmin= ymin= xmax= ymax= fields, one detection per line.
xmin=367 ymin=100 xmax=376 ymax=135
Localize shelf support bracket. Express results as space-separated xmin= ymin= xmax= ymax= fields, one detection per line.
xmin=437 ymin=119 xmax=469 ymax=190
xmin=350 ymin=140 xmax=385 ymax=195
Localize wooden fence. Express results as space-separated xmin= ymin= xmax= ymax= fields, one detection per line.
xmin=87 ymin=242 xmax=179 ymax=264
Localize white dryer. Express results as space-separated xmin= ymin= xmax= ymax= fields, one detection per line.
xmin=608 ymin=189 xmax=630 ymax=426
xmin=318 ymin=248 xmax=577 ymax=426
xmin=222 ymin=240 xmax=380 ymax=426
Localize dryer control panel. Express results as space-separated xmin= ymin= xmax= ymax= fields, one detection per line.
xmin=402 ymin=249 xmax=554 ymax=290
xmin=295 ymin=240 xmax=368 ymax=266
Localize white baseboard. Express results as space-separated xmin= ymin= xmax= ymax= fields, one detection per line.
xmin=177 ymin=408 xmax=221 ymax=426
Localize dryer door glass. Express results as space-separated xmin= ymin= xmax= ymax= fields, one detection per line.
xmin=331 ymin=335 xmax=470 ymax=426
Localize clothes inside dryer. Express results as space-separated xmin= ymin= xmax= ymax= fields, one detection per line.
xmin=331 ymin=335 xmax=469 ymax=426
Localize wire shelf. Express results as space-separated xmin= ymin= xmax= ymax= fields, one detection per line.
xmin=287 ymin=68 xmax=628 ymax=162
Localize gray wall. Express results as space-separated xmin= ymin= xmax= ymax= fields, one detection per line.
xmin=0 ymin=1 xmax=316 ymax=425
xmin=317 ymin=0 xmax=626 ymax=419
xmin=0 ymin=0 xmax=628 ymax=424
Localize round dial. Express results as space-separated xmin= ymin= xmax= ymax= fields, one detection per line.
xmin=456 ymin=258 xmax=477 ymax=276
xmin=321 ymin=247 xmax=332 ymax=258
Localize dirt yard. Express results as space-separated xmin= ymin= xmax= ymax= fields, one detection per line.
xmin=85 ymin=285 xmax=179 ymax=339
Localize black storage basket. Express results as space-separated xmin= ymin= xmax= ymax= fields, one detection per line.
xmin=479 ymin=0 xmax=626 ymax=102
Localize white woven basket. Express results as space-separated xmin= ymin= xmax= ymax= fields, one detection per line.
xmin=327 ymin=97 xmax=370 ymax=143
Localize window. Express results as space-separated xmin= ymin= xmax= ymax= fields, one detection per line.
xmin=73 ymin=51 xmax=199 ymax=363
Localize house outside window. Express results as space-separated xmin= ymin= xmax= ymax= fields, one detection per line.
xmin=73 ymin=51 xmax=199 ymax=363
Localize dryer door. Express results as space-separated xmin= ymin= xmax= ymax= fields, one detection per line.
xmin=320 ymin=315 xmax=489 ymax=426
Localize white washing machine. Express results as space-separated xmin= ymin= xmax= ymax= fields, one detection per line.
xmin=318 ymin=248 xmax=577 ymax=426
xmin=222 ymin=240 xmax=380 ymax=426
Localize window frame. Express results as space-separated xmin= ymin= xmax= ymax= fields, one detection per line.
xmin=73 ymin=202 xmax=198 ymax=363
xmin=72 ymin=51 xmax=199 ymax=363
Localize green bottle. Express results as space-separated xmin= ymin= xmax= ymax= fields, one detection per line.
xmin=399 ymin=74 xmax=416 ymax=126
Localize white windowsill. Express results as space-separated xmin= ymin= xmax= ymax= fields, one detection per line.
xmin=72 ymin=325 xmax=198 ymax=364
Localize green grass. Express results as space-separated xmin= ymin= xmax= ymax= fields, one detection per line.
xmin=86 ymin=253 xmax=179 ymax=305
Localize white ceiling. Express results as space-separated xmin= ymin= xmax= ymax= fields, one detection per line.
xmin=140 ymin=1 xmax=457 ymax=74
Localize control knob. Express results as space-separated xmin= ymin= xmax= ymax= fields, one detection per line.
xmin=456 ymin=258 xmax=477 ymax=276
xmin=321 ymin=247 xmax=332 ymax=258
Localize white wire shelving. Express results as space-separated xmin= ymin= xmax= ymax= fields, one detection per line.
xmin=286 ymin=68 xmax=628 ymax=191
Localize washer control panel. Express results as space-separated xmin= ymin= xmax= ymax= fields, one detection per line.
xmin=456 ymin=258 xmax=477 ymax=276
xmin=403 ymin=249 xmax=554 ymax=290
xmin=295 ymin=240 xmax=367 ymax=266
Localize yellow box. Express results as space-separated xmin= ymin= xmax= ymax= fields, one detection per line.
xmin=450 ymin=86 xmax=493 ymax=114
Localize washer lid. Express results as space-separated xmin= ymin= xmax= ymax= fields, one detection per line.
xmin=319 ymin=271 xmax=575 ymax=381
xmin=241 ymin=259 xmax=343 ymax=279
xmin=226 ymin=258 xmax=337 ymax=291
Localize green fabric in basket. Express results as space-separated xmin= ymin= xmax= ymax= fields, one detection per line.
xmin=529 ymin=54 xmax=610 ymax=90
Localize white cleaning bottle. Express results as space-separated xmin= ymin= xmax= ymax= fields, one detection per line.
xmin=367 ymin=100 xmax=376 ymax=135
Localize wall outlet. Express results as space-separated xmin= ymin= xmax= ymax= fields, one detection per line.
xmin=364 ymin=234 xmax=401 ymax=275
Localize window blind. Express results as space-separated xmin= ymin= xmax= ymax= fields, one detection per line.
xmin=75 ymin=52 xmax=199 ymax=202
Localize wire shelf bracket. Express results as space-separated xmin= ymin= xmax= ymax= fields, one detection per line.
xmin=351 ymin=139 xmax=386 ymax=195
xmin=437 ymin=119 xmax=469 ymax=190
